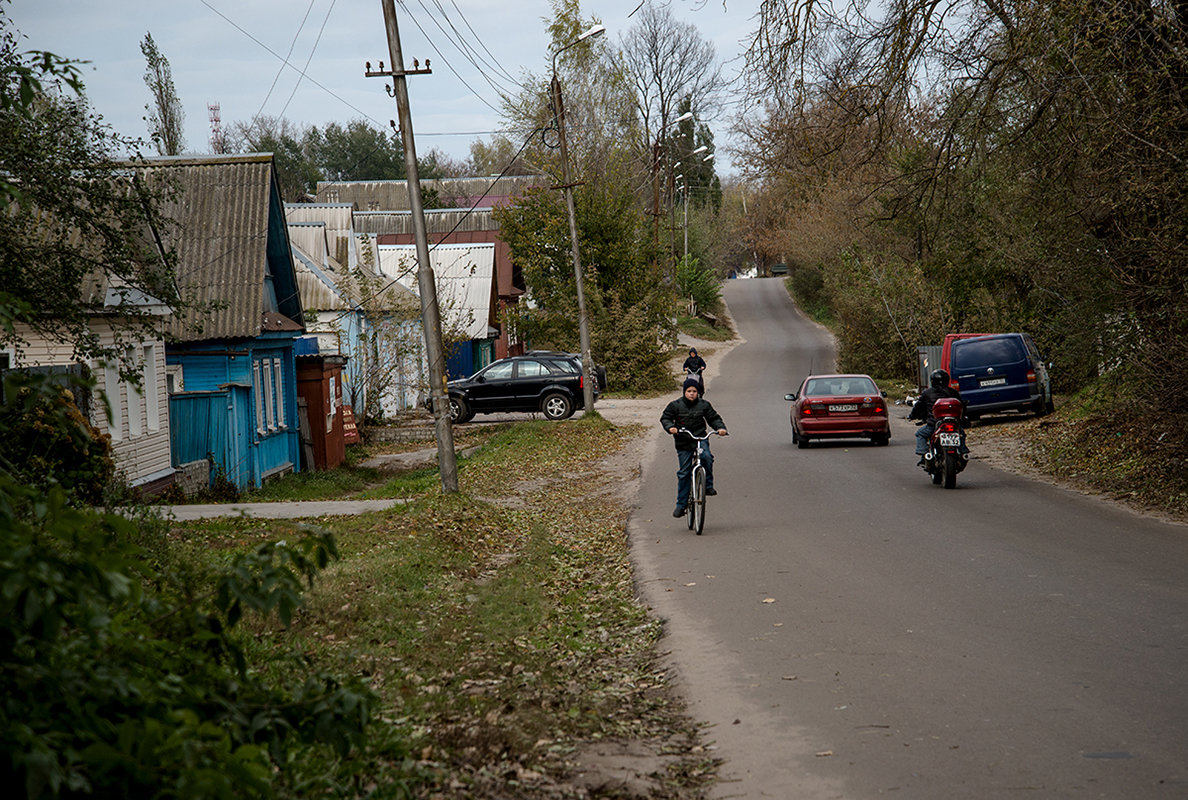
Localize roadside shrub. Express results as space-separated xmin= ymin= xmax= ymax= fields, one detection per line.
xmin=675 ymin=255 xmax=722 ymax=315
xmin=0 ymin=371 xmax=114 ymax=505
xmin=0 ymin=379 xmax=371 ymax=798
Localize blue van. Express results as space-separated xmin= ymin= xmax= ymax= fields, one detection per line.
xmin=949 ymin=333 xmax=1053 ymax=419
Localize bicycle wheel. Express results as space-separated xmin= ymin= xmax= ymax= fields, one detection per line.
xmin=692 ymin=466 xmax=706 ymax=535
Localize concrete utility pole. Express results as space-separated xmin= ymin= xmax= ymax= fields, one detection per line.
xmin=372 ymin=0 xmax=457 ymax=492
xmin=550 ymin=25 xmax=604 ymax=414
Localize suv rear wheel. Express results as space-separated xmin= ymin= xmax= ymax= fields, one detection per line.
xmin=542 ymin=392 xmax=573 ymax=420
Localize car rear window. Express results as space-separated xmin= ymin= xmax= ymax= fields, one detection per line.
xmin=548 ymin=359 xmax=578 ymax=374
xmin=805 ymin=377 xmax=878 ymax=396
xmin=952 ymin=336 xmax=1026 ymax=369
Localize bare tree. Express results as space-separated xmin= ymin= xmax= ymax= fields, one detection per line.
xmin=621 ymin=1 xmax=725 ymax=149
xmin=140 ymin=32 xmax=185 ymax=156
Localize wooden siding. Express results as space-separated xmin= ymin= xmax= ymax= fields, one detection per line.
xmin=9 ymin=321 xmax=173 ymax=486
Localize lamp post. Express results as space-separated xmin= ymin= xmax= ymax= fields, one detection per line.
xmin=683 ymin=152 xmax=713 ymax=261
xmin=652 ymin=111 xmax=694 ymax=260
xmin=550 ymin=23 xmax=604 ymax=413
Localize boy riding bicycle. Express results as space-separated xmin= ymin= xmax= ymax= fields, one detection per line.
xmin=661 ymin=376 xmax=728 ymax=517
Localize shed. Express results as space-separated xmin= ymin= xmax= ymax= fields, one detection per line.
xmin=295 ymin=353 xmax=346 ymax=470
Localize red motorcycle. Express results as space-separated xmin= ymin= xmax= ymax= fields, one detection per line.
xmin=921 ymin=397 xmax=968 ymax=489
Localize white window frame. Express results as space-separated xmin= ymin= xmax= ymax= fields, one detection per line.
xmin=143 ymin=344 xmax=160 ymax=432
xmin=272 ymin=358 xmax=286 ymax=428
xmin=126 ymin=347 xmax=143 ymax=439
xmin=104 ymin=363 xmax=123 ymax=442
xmin=254 ymin=360 xmax=264 ymax=434
xmin=263 ymin=360 xmax=275 ymax=431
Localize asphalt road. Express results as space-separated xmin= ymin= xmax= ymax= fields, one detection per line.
xmin=630 ymin=278 xmax=1188 ymax=799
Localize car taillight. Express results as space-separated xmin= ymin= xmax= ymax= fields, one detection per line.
xmin=950 ymin=378 xmax=960 ymax=390
xmin=801 ymin=406 xmax=813 ymax=416
xmin=1026 ymin=369 xmax=1036 ymax=383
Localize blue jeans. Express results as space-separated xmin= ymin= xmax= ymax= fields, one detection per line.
xmin=676 ymin=440 xmax=714 ymax=508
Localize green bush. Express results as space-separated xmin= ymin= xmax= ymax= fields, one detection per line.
xmin=675 ymin=255 xmax=722 ymax=314
xmin=0 ymin=372 xmax=114 ymax=506
xmin=0 ymin=413 xmax=371 ymax=798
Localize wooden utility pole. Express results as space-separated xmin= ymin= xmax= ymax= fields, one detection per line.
xmin=371 ymin=0 xmax=457 ymax=492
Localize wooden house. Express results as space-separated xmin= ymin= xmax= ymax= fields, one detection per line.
xmin=146 ymin=154 xmax=306 ymax=491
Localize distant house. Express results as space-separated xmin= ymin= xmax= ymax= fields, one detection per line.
xmin=316 ymin=176 xmax=539 ymax=361
xmin=146 ymin=154 xmax=306 ymax=491
xmin=377 ymin=242 xmax=499 ymax=379
xmin=285 ymin=203 xmax=423 ymax=421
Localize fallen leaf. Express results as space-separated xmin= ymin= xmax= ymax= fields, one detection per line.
xmin=763 ymin=598 xmax=776 ymax=604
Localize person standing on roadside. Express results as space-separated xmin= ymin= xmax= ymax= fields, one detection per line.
xmin=661 ymin=376 xmax=728 ymax=517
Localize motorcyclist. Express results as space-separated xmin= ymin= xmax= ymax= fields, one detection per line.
xmin=682 ymin=347 xmax=707 ymax=392
xmin=661 ymin=376 xmax=728 ymax=517
xmin=910 ymin=369 xmax=965 ymax=466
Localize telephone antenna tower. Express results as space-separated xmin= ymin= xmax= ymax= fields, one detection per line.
xmin=207 ymin=102 xmax=225 ymax=154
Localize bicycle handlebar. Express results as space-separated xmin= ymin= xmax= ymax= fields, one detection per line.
xmin=675 ymin=427 xmax=726 ymax=441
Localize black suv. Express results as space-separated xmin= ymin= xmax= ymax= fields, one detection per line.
xmin=433 ymin=351 xmax=604 ymax=423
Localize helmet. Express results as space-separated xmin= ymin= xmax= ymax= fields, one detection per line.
xmin=930 ymin=369 xmax=950 ymax=390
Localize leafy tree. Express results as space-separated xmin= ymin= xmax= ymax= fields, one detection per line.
xmin=0 ymin=6 xmax=180 ymax=374
xmin=306 ymin=119 xmax=403 ymax=181
xmin=139 ymin=32 xmax=185 ymax=156
xmin=228 ymin=115 xmax=321 ymax=201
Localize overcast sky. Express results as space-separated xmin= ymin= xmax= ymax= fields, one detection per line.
xmin=9 ymin=0 xmax=759 ymax=176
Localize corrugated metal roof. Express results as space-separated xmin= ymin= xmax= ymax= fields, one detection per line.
xmin=377 ymin=244 xmax=496 ymax=340
xmin=316 ymin=175 xmax=546 ymax=211
xmin=285 ymin=202 xmax=358 ymax=267
xmin=135 ymin=154 xmax=303 ymax=342
xmin=354 ymin=207 xmax=498 ymax=236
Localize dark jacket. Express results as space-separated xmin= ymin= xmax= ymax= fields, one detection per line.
xmin=682 ymin=355 xmax=707 ymax=375
xmin=910 ymin=386 xmax=964 ymax=423
xmin=661 ymin=394 xmax=726 ymax=451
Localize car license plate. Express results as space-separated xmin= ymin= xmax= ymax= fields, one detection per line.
xmin=980 ymin=377 xmax=1006 ymax=387
xmin=829 ymin=404 xmax=858 ymax=412
xmin=938 ymin=432 xmax=962 ymax=447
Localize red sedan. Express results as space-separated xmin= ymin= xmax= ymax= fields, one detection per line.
xmin=784 ymin=374 xmax=890 ymax=448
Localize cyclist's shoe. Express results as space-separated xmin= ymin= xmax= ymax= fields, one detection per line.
xmin=705 ymin=487 xmax=717 ymax=496
xmin=673 ymin=506 xmax=685 ymax=517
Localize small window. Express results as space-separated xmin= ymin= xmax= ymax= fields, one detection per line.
xmin=272 ymin=359 xmax=285 ymax=428
xmin=126 ymin=348 xmax=143 ymax=439
xmin=263 ymin=361 xmax=275 ymax=431
xmin=516 ymin=360 xmax=547 ymax=378
xmin=104 ymin=364 xmax=123 ymax=442
xmin=254 ymin=361 xmax=264 ymax=434
xmin=143 ymin=345 xmax=159 ymax=432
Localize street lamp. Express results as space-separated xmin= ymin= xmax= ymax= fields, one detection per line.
xmin=678 ymin=148 xmax=711 ymax=261
xmin=653 ymin=111 xmax=694 ymax=257
xmin=550 ymin=23 xmax=605 ymax=413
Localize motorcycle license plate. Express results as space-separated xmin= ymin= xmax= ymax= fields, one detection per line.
xmin=938 ymin=432 xmax=962 ymax=447
xmin=980 ymin=377 xmax=1006 ymax=387
xmin=829 ymin=404 xmax=858 ymax=412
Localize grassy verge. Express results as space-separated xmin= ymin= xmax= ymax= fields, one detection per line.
xmin=676 ymin=314 xmax=734 ymax=342
xmin=169 ymin=415 xmax=716 ymax=798
xmin=1000 ymin=388 xmax=1188 ymax=520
